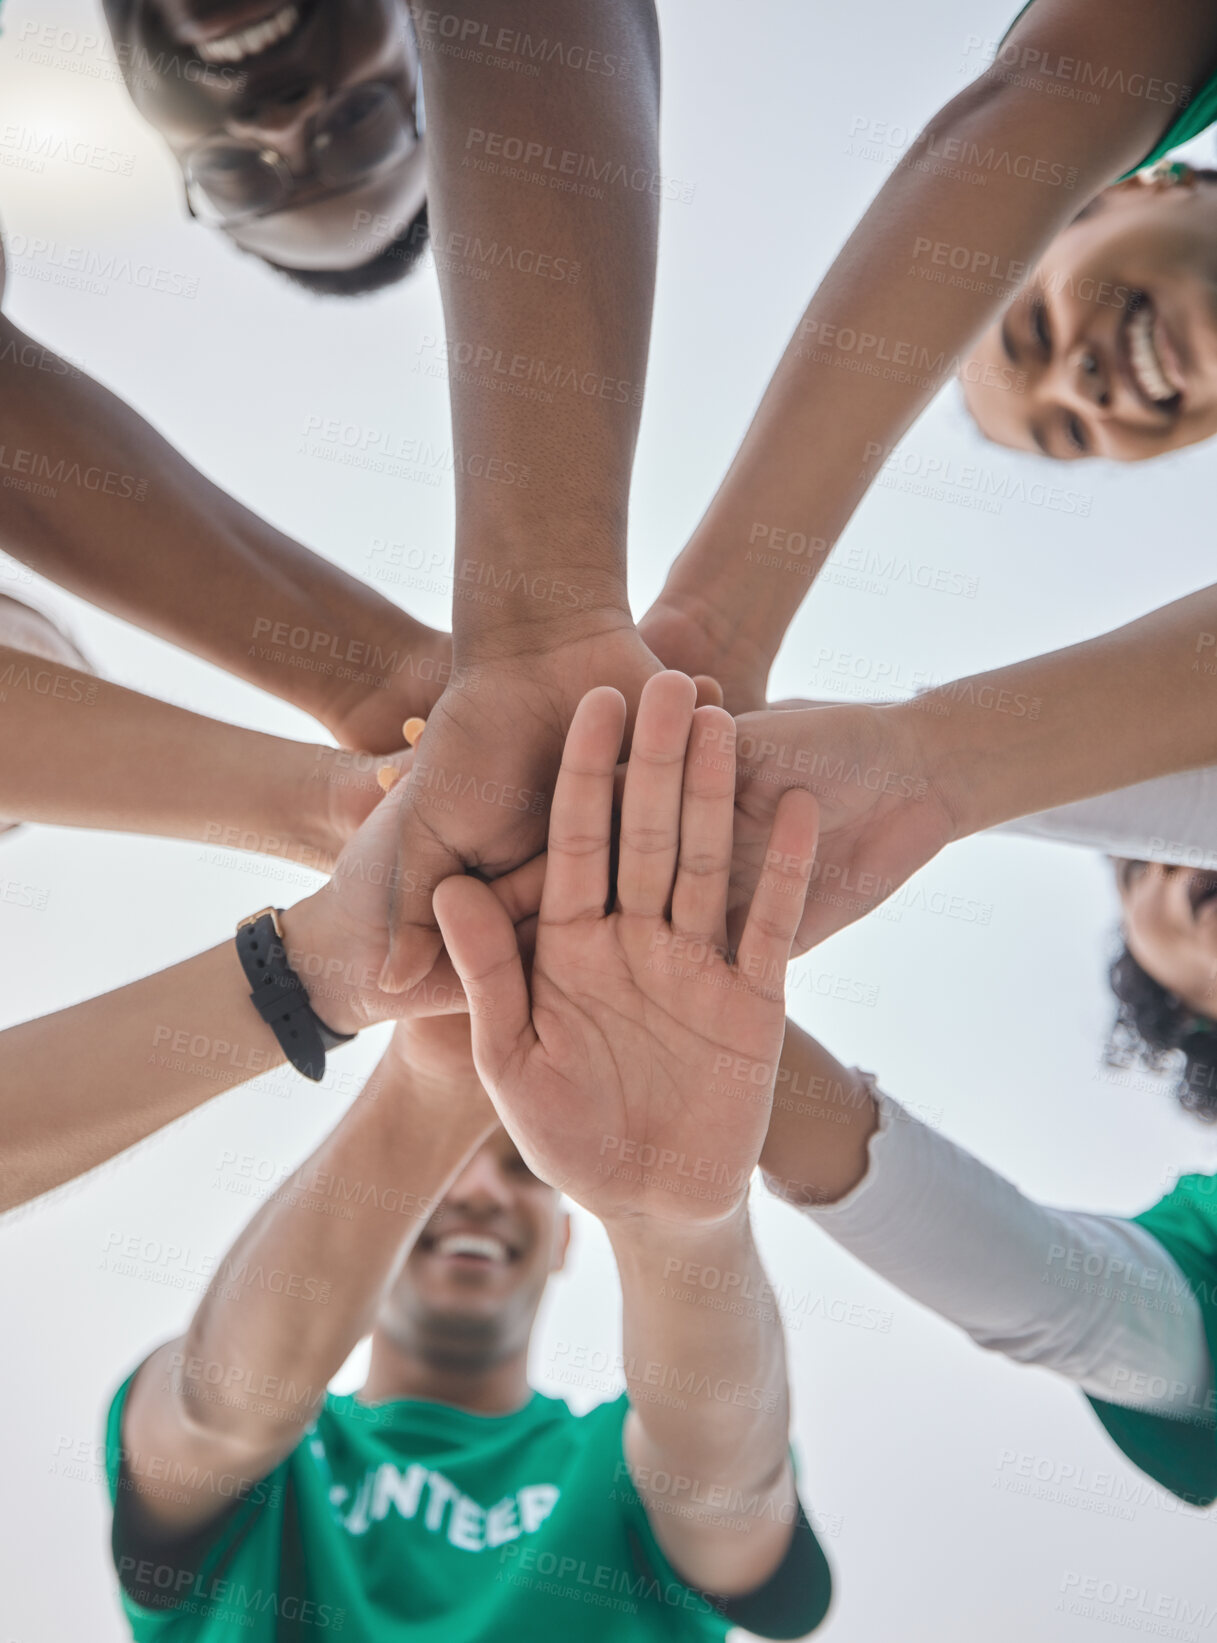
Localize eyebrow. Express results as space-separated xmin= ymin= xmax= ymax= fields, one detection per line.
xmin=999 ymin=312 xmax=1021 ymax=366
xmin=1028 ymin=417 xmax=1051 ymax=457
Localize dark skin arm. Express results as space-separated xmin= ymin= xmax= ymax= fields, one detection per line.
xmin=0 ymin=305 xmax=450 ymax=753
xmin=383 ymin=0 xmax=667 ymax=991
xmin=641 ymin=0 xmax=1217 ymax=706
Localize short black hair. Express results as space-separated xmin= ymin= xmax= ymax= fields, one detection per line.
xmin=261 ymin=201 xmax=429 ymax=297
xmin=1108 ymin=937 xmax=1217 ymax=1121
xmin=1073 ymin=164 xmax=1217 ymax=226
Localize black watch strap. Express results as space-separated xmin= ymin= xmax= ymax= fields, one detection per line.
xmin=235 ymin=908 xmax=355 ymax=1083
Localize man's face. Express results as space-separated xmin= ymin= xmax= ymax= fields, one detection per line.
xmin=101 ymin=0 xmax=426 ymax=269
xmin=962 ymin=180 xmax=1217 ymax=461
xmin=378 ymin=1130 xmax=570 ymax=1372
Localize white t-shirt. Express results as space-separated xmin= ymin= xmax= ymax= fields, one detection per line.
xmin=1000 ymin=766 xmax=1217 ymax=867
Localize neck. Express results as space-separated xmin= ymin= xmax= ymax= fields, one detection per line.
xmin=360 ymin=1329 xmax=532 ymax=1416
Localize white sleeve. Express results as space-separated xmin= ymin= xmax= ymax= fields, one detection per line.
xmin=804 ymin=1080 xmax=1212 ymax=1416
xmin=997 ymin=765 xmax=1217 ymax=866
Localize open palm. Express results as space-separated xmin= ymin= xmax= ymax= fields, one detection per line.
xmin=435 ymin=673 xmax=817 ymax=1228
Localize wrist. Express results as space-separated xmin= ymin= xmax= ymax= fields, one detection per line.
xmin=639 ymin=590 xmax=773 ymax=707
xmin=881 ymin=699 xmax=971 ymax=842
xmin=602 ymin=1198 xmax=752 ymax=1263
xmin=660 ymin=548 xmax=803 ymax=670
xmin=318 ymin=618 xmax=451 ymax=754
xmin=277 ymin=895 xmax=369 ymax=1039
xmin=450 ymin=520 xmax=633 ymax=665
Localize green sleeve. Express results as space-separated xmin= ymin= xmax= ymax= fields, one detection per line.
xmin=996 ymin=2 xmax=1216 ymax=177
xmin=1085 ymin=1176 xmax=1217 ymax=1506
xmin=104 ymin=1369 xmax=287 ymax=1637
xmin=603 ymin=1400 xmax=833 ymax=1638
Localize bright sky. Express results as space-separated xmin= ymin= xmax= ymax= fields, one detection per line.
xmin=2 ymin=0 xmax=1217 ymax=1639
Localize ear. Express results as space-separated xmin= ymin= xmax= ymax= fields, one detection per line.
xmin=551 ymin=1208 xmax=572 ymax=1276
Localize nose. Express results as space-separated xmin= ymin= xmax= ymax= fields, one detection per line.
xmin=1040 ymin=338 xmax=1111 ymax=415
xmin=445 ymin=1150 xmax=515 ymax=1214
xmin=227 ymin=83 xmax=325 ymax=174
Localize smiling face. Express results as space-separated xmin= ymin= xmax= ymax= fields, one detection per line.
xmin=1116 ymin=861 xmax=1217 ymax=1018
xmin=100 ymin=0 xmax=426 ymax=271
xmin=962 ymin=175 xmax=1217 ymax=460
xmin=377 ymin=1130 xmax=570 ymax=1374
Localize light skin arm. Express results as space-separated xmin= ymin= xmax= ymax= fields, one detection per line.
xmin=728 ymin=581 xmax=1217 ymax=949
xmin=641 ymin=0 xmax=1217 ymax=705
xmin=0 ymin=311 xmax=450 ymax=752
xmin=0 ymin=644 xmax=403 ymax=863
xmin=435 ymin=673 xmax=820 ymax=1595
xmin=383 ymin=0 xmax=667 ymax=989
xmin=116 ymin=1018 xmax=495 ymax=1546
xmin=759 ymin=1021 xmax=878 ymax=1210
xmin=0 ymin=778 xmax=542 ymax=1210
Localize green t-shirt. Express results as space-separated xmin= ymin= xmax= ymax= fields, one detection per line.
xmin=105 ymin=1378 xmax=831 ymax=1641
xmin=1001 ymin=4 xmax=1217 ymax=176
xmin=1086 ymin=1174 xmax=1217 ymax=1506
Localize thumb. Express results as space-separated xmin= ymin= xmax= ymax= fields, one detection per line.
xmin=433 ymin=875 xmax=535 ymax=1090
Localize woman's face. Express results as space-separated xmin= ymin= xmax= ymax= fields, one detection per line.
xmin=1116 ymin=861 xmax=1217 ymax=1014
xmin=962 ymin=179 xmax=1217 ymax=461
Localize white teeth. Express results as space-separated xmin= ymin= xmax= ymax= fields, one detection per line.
xmin=196 ymin=4 xmax=299 ymax=63
xmin=434 ymin=1234 xmax=509 ymax=1263
xmin=1127 ymin=306 xmax=1175 ymax=404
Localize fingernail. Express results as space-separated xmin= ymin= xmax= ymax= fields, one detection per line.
xmin=402 ymin=717 xmax=426 ymax=747
xmin=377 ymin=764 xmax=401 ymax=792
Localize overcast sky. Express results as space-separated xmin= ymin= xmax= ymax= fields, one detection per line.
xmin=3 ymin=0 xmax=1217 ymax=1638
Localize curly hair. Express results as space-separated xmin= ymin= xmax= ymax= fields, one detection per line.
xmin=1108 ymin=939 xmax=1217 ymax=1121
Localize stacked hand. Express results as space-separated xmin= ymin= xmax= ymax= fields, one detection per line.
xmin=432 ymin=671 xmax=818 ymax=1228
xmin=283 ymin=763 xmax=543 ymax=1037
xmin=378 ymin=622 xmax=665 ymax=995
xmin=730 ymin=700 xmax=959 ymax=953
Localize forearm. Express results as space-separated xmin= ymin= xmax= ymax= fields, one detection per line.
xmin=0 ymin=646 xmax=374 ymax=862
xmin=171 ymin=1062 xmax=492 ymax=1455
xmin=610 ymin=1208 xmax=795 ymax=1591
xmin=0 ymin=316 xmax=443 ymax=741
xmin=658 ymin=19 xmax=1198 ymax=668
xmin=410 ymin=0 xmax=659 ymax=655
xmin=907 ymin=583 xmax=1217 ymax=837
xmin=759 ymin=1021 xmax=878 ymax=1209
xmin=762 ymin=1024 xmax=1211 ymax=1415
xmin=0 ymin=894 xmax=384 ymax=1209
xmin=1000 ymin=764 xmax=1217 ymax=862
xmin=0 ymin=939 xmax=284 ymax=1211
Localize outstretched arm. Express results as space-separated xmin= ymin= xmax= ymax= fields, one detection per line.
xmin=382 ymin=0 xmax=667 ymax=990
xmin=729 ymin=580 xmax=1217 ymax=949
xmin=641 ymin=0 xmax=1217 ymax=703
xmin=0 ymin=779 xmax=541 ymax=1210
xmin=0 ymin=644 xmax=401 ymax=862
xmin=115 ymin=1018 xmax=495 ymax=1559
xmin=0 ymin=311 xmax=449 ymax=752
xmin=436 ymin=673 xmax=828 ymax=1610
xmin=759 ymin=1020 xmax=1212 ymax=1418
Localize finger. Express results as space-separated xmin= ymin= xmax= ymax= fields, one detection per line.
xmin=616 ymin=671 xmax=697 ymax=918
xmin=376 ymin=747 xmax=415 ymax=793
xmin=490 ymin=852 xmax=547 ymax=928
xmin=381 ymin=798 xmax=460 ymax=993
xmin=670 ymin=706 xmax=736 ymax=948
xmin=734 ymin=790 xmax=819 ymax=995
xmin=540 ymin=686 xmax=626 ymax=924
xmin=433 ymin=875 xmax=535 ymax=1089
xmin=692 ymin=674 xmax=724 ymax=709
